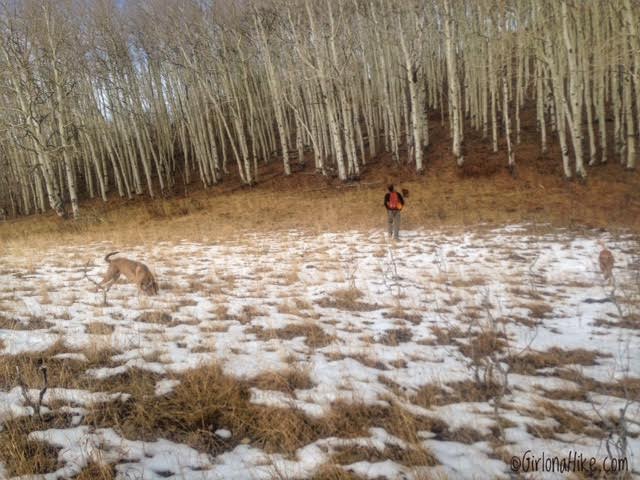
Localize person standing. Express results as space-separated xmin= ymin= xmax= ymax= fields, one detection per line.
xmin=384 ymin=184 xmax=404 ymax=241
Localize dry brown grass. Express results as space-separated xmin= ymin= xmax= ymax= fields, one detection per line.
xmin=443 ymin=294 xmax=463 ymax=307
xmin=449 ymin=277 xmax=487 ymax=288
xmin=277 ymin=301 xmax=303 ymax=316
xmin=135 ymin=310 xmax=173 ymax=324
xmin=309 ymin=465 xmax=366 ymax=480
xmin=74 ymin=463 xmax=116 ymax=480
xmin=0 ymin=343 xmax=115 ymax=475
xmin=414 ymin=380 xmax=503 ymax=407
xmin=389 ymin=359 xmax=408 ymax=369
xmin=382 ymin=380 xmax=500 ymax=445
xmin=248 ymin=323 xmax=335 ymax=348
xmin=508 ymin=286 xmax=544 ymax=301
xmin=533 ymin=401 xmax=600 ymax=437
xmin=456 ymin=329 xmax=507 ymax=360
xmin=378 ymin=328 xmax=414 ymax=346
xmin=518 ymin=301 xmax=554 ymax=319
xmin=561 ymin=280 xmax=592 ymax=288
xmin=0 ymin=416 xmax=68 ymax=476
xmin=86 ymin=322 xmax=115 ymax=335
xmin=1 ymin=134 xmax=639 ymax=257
xmin=446 ymin=380 xmax=502 ymax=403
xmin=278 ymin=298 xmax=318 ymax=318
xmin=251 ymin=368 xmax=314 ymax=393
xmin=419 ymin=325 xmax=467 ymax=346
xmin=0 ymin=342 xmax=120 ymax=394
xmin=84 ymin=365 xmax=324 ymax=454
xmin=236 ymin=305 xmax=265 ymax=324
xmin=352 ymin=355 xmax=388 ymax=371
xmin=0 ymin=314 xmax=51 ymax=330
xmin=384 ymin=306 xmax=422 ymax=325
xmin=190 ymin=344 xmax=215 ymax=353
xmin=35 ymin=281 xmax=50 ymax=304
xmin=293 ymin=297 xmax=314 ymax=310
xmin=507 ymin=348 xmax=605 ymax=375
xmin=82 ymin=343 xmax=121 ymax=365
xmin=211 ymin=304 xmax=230 ymax=320
xmin=412 ymin=383 xmax=449 ymax=408
xmin=331 ymin=443 xmax=435 ymax=467
xmin=378 ymin=375 xmax=406 ymax=396
xmin=153 ymin=197 xmax=207 ymax=217
xmin=593 ymin=313 xmax=640 ymax=330
xmin=323 ymin=401 xmax=447 ymax=445
xmin=201 ymin=281 xmax=226 ymax=297
xmin=541 ymin=387 xmax=589 ymax=402
xmin=171 ymin=298 xmax=199 ymax=310
xmin=200 ymin=323 xmax=230 ymax=333
xmin=2 ymin=377 xmax=445 ymax=477
xmin=81 ymin=362 xmax=445 ymax=462
xmin=501 ymin=314 xmax=541 ymax=328
xmin=554 ymin=369 xmax=640 ymax=400
xmin=439 ymin=426 xmax=486 ymax=444
xmin=316 ymin=288 xmax=381 ymax=312
xmin=282 ymin=265 xmax=301 ymax=285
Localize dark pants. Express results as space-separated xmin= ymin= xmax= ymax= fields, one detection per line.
xmin=387 ymin=210 xmax=401 ymax=239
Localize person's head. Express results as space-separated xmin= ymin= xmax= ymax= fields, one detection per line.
xmin=388 ymin=184 xmax=394 ymax=192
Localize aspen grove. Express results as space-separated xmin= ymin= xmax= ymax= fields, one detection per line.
xmin=0 ymin=0 xmax=638 ymax=219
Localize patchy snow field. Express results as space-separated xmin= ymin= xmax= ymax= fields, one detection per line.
xmin=0 ymin=226 xmax=639 ymax=479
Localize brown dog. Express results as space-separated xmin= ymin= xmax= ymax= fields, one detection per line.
xmin=99 ymin=252 xmax=159 ymax=295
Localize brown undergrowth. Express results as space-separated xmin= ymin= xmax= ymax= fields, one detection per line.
xmin=0 ymin=360 xmax=445 ymax=477
xmin=1 ymin=129 xmax=638 ymax=254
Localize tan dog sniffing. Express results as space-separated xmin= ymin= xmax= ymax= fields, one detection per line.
xmin=98 ymin=252 xmax=159 ymax=296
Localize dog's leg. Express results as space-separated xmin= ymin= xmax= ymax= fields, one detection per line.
xmin=136 ymin=266 xmax=157 ymax=296
xmin=98 ymin=268 xmax=120 ymax=291
xmin=134 ymin=266 xmax=145 ymax=296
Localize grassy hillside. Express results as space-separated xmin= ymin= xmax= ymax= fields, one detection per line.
xmin=1 ymin=126 xmax=638 ymax=253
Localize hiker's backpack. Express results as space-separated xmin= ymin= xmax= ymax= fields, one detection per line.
xmin=388 ymin=191 xmax=402 ymax=210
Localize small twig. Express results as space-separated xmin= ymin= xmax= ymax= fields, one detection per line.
xmin=587 ymin=342 xmax=636 ymax=479
xmin=527 ymin=253 xmax=541 ymax=295
xmin=381 ymin=242 xmax=403 ymax=297
xmin=386 ymin=244 xmax=400 ymax=281
xmin=38 ymin=362 xmax=48 ymax=414
xmin=16 ymin=366 xmax=32 ymax=410
xmin=83 ymin=260 xmax=110 ymax=306
xmin=16 ymin=362 xmax=47 ymax=418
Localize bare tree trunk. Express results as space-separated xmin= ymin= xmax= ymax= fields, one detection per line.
xmin=561 ymin=1 xmax=586 ymax=178
xmin=443 ymin=0 xmax=463 ymax=166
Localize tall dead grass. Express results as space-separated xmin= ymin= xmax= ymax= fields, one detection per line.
xmin=0 ymin=359 xmax=446 ymax=477
xmin=1 ymin=153 xmax=637 ymax=254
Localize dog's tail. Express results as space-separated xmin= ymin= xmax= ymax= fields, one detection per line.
xmin=105 ymin=251 xmax=119 ymax=263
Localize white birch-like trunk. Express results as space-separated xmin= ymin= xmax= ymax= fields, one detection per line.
xmin=443 ymin=0 xmax=463 ymax=166
xmin=502 ymin=73 xmax=515 ymax=172
xmin=622 ymin=0 xmax=637 ymax=169
xmin=398 ymin=21 xmax=424 ymax=172
xmin=561 ymin=1 xmax=586 ymax=178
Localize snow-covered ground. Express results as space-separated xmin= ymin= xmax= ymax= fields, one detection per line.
xmin=0 ymin=226 xmax=639 ymax=479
